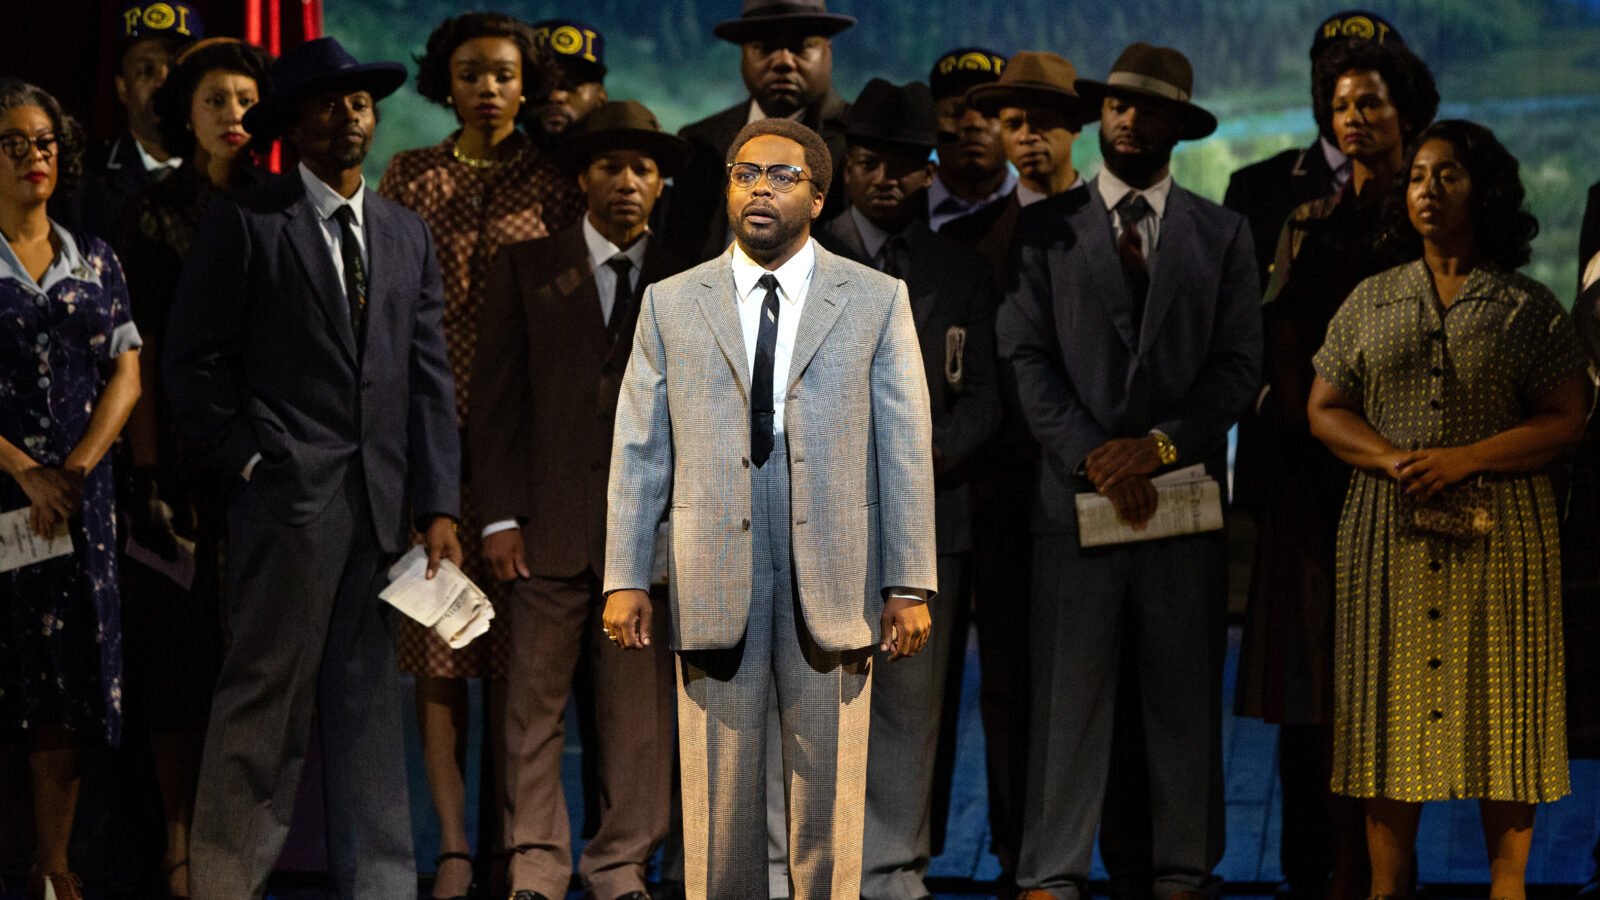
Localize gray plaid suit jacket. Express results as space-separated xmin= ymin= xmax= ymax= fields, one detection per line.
xmin=605 ymin=241 xmax=938 ymax=652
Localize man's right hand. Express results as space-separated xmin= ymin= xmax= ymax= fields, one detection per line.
xmin=482 ymin=528 xmax=530 ymax=582
xmin=603 ymin=589 xmax=653 ymax=650
xmin=1102 ymin=475 xmax=1158 ymax=530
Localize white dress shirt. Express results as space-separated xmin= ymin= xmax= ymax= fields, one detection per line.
xmin=583 ymin=215 xmax=650 ymax=323
xmin=243 ymin=164 xmax=369 ymax=482
xmin=731 ymin=237 xmax=815 ymax=441
xmin=1097 ymin=166 xmax=1174 ymax=256
xmin=1320 ymin=136 xmax=1352 ymax=192
xmin=926 ymin=167 xmax=1018 ymax=232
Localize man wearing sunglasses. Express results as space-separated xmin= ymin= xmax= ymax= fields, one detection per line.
xmin=602 ymin=117 xmax=936 ymax=899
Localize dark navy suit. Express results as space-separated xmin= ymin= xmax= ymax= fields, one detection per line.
xmin=997 ymin=179 xmax=1260 ymax=899
xmin=164 ymin=171 xmax=458 ymax=897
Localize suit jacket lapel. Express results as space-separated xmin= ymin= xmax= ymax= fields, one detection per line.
xmin=786 ymin=245 xmax=851 ymax=392
xmin=1138 ymin=187 xmax=1193 ymax=355
xmin=1079 ymin=179 xmax=1138 ymax=352
xmin=692 ymin=258 xmax=751 ymax=399
xmin=283 ymin=185 xmax=358 ymax=366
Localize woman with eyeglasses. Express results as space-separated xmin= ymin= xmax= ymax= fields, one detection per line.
xmin=109 ymin=37 xmax=272 ymax=899
xmin=0 ymin=79 xmax=144 ymax=900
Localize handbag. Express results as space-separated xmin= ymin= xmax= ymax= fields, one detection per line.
xmin=1404 ymin=476 xmax=1494 ymax=540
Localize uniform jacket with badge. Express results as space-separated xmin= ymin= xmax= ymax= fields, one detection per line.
xmin=163 ymin=172 xmax=460 ymax=551
xmin=469 ymin=224 xmax=686 ymax=578
xmin=816 ymin=212 xmax=1001 ymax=554
xmin=604 ymin=243 xmax=937 ymax=652
xmin=661 ymin=90 xmax=851 ymax=263
xmin=1223 ymin=141 xmax=1338 ymax=286
xmin=996 ymin=179 xmax=1261 ymax=535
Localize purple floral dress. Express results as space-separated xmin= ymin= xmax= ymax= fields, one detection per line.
xmin=0 ymin=224 xmax=141 ymax=746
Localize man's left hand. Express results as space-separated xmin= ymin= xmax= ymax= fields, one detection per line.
xmin=1085 ymin=436 xmax=1162 ymax=491
xmin=880 ymin=595 xmax=932 ymax=661
xmin=423 ymin=516 xmax=464 ymax=579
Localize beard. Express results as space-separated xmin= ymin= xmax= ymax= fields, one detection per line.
xmin=731 ymin=198 xmax=811 ymax=260
xmin=329 ymin=133 xmax=371 ymax=169
xmin=1098 ymin=130 xmax=1172 ymax=186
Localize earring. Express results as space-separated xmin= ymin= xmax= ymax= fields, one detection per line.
xmin=518 ymin=95 xmax=527 ymax=105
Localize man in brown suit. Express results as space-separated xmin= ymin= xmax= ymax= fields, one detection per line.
xmin=469 ymin=100 xmax=690 ymax=900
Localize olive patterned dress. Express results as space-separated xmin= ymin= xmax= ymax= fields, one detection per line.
xmin=1313 ymin=260 xmax=1585 ymax=803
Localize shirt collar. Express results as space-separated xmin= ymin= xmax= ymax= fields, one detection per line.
xmin=928 ymin=167 xmax=1019 ymax=215
xmin=1096 ymin=166 xmax=1173 ymax=219
xmin=0 ymin=221 xmax=100 ymax=293
xmin=747 ymin=98 xmax=808 ymax=126
xmin=133 ymin=136 xmax=182 ymax=174
xmin=731 ymin=237 xmax=816 ymax=304
xmin=582 ymin=215 xmax=651 ymax=272
xmin=1319 ymin=136 xmax=1349 ymax=176
xmin=299 ymin=161 xmax=366 ymax=226
xmin=849 ymin=205 xmax=894 ymax=262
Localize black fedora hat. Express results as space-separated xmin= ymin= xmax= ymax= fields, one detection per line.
xmin=965 ymin=51 xmax=1095 ymax=128
xmin=844 ymin=79 xmax=938 ymax=152
xmin=242 ymin=37 xmax=407 ymax=143
xmin=556 ymin=100 xmax=691 ymax=177
xmin=712 ymin=0 xmax=856 ymax=44
xmin=1075 ymin=42 xmax=1217 ymax=141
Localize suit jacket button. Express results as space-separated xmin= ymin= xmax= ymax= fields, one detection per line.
xmin=362 ymin=379 xmax=373 ymax=391
xmin=741 ymin=457 xmax=749 ymax=468
xmin=741 ymin=518 xmax=750 ymax=531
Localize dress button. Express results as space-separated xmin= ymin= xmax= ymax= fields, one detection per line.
xmin=38 ymin=415 xmax=50 ymax=427
xmin=34 ymin=295 xmax=47 ymax=308
xmin=1430 ymin=710 xmax=1444 ymax=720
xmin=1429 ymin=399 xmax=1442 ymax=409
xmin=1430 ymin=366 xmax=1443 ymax=376
xmin=1429 ymin=329 xmax=1444 ymax=341
xmin=37 ymin=376 xmax=50 ymax=388
xmin=1428 ymin=607 xmax=1441 ymax=619
xmin=1428 ymin=658 xmax=1442 ymax=669
xmin=36 ymin=333 xmax=49 ymax=346
xmin=1429 ymin=560 xmax=1442 ymax=572
xmin=741 ymin=518 xmax=750 ymax=531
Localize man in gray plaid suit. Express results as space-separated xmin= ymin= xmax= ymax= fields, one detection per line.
xmin=603 ymin=116 xmax=938 ymax=899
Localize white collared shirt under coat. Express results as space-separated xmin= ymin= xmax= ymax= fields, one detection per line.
xmin=1096 ymin=166 xmax=1173 ymax=256
xmin=298 ymin=162 xmax=369 ymax=298
xmin=730 ymin=237 xmax=816 ymax=438
xmin=583 ymin=215 xmax=650 ymax=323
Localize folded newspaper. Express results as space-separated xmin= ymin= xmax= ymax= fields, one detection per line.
xmin=381 ymin=545 xmax=495 ymax=649
xmin=1075 ymin=464 xmax=1224 ymax=548
xmin=0 ymin=506 xmax=72 ymax=574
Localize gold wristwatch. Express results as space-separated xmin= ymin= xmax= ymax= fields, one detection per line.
xmin=1151 ymin=431 xmax=1178 ymax=466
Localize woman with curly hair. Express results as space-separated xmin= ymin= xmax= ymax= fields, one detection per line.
xmin=0 ymin=79 xmax=143 ymax=900
xmin=1308 ymin=120 xmax=1589 ymax=900
xmin=1235 ymin=36 xmax=1437 ymax=900
xmin=110 ymin=36 xmax=272 ymax=898
xmin=377 ymin=12 xmax=582 ymax=897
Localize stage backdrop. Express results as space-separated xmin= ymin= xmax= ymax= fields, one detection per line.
xmin=332 ymin=0 xmax=1600 ymax=293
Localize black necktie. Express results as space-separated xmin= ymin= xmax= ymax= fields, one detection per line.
xmin=606 ymin=255 xmax=634 ymax=341
xmin=751 ymin=273 xmax=780 ymax=468
xmin=1116 ymin=193 xmax=1152 ymax=333
xmin=878 ymin=234 xmax=907 ymax=280
xmin=332 ymin=205 xmax=368 ymax=345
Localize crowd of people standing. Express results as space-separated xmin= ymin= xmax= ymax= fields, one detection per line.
xmin=3 ymin=2 xmax=1600 ymax=900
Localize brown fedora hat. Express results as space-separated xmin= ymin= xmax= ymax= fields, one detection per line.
xmin=963 ymin=51 xmax=1094 ymax=127
xmin=555 ymin=100 xmax=691 ymax=176
xmin=1074 ymin=42 xmax=1218 ymax=140
xmin=712 ymin=0 xmax=856 ymax=43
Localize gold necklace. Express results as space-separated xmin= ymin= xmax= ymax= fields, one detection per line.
xmin=451 ymin=142 xmax=501 ymax=169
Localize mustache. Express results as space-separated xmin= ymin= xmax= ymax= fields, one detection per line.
xmin=741 ymin=200 xmax=781 ymax=218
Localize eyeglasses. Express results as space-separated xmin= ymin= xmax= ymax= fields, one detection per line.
xmin=727 ymin=162 xmax=811 ymax=193
xmin=0 ymin=132 xmax=58 ymax=162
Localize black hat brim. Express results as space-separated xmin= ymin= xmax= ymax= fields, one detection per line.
xmin=243 ymin=63 xmax=408 ymax=143
xmin=556 ymin=128 xmax=692 ymax=178
xmin=1073 ymin=79 xmax=1218 ymax=140
xmin=964 ymin=82 xmax=1097 ymax=128
xmin=712 ymin=13 xmax=856 ymax=43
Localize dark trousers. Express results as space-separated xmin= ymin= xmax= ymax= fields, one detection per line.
xmin=503 ymin=568 xmax=675 ymax=899
xmin=1018 ymin=531 xmax=1229 ymax=900
xmin=190 ymin=464 xmax=411 ymax=899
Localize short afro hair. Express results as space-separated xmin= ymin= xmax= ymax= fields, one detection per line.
xmin=725 ymin=117 xmax=833 ymax=200
xmin=415 ymin=12 xmax=554 ymax=113
xmin=1381 ymin=119 xmax=1539 ymax=271
xmin=0 ymin=79 xmax=86 ymax=198
xmin=154 ymin=39 xmax=273 ymax=159
xmin=1311 ymin=38 xmax=1438 ymax=146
